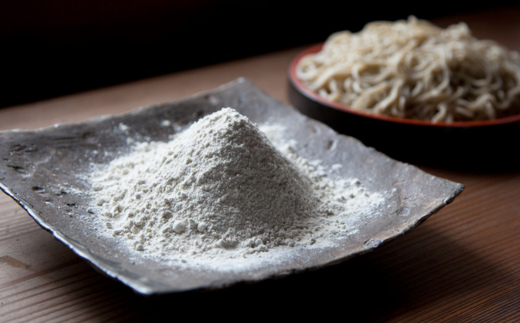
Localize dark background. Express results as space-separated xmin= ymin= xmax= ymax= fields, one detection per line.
xmin=1 ymin=1 xmax=516 ymax=108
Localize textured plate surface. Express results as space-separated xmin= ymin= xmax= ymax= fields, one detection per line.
xmin=0 ymin=78 xmax=463 ymax=294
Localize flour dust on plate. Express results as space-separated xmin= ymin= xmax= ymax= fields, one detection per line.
xmin=86 ymin=108 xmax=383 ymax=270
xmin=0 ymin=78 xmax=465 ymax=293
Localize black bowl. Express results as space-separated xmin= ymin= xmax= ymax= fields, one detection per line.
xmin=288 ymin=44 xmax=520 ymax=170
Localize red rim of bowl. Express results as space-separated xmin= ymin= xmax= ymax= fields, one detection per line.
xmin=289 ymin=43 xmax=520 ymax=128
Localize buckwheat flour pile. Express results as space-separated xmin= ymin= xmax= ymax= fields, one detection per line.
xmin=87 ymin=108 xmax=383 ymax=266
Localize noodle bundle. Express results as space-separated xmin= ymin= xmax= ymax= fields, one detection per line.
xmin=296 ymin=17 xmax=520 ymax=122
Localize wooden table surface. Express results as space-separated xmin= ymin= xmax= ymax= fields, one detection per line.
xmin=1 ymin=6 xmax=520 ymax=322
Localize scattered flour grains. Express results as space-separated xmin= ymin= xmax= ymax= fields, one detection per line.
xmin=88 ymin=108 xmax=383 ymax=263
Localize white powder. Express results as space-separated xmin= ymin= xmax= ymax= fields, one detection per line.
xmin=87 ymin=108 xmax=383 ymax=267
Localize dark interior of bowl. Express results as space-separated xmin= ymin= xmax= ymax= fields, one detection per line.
xmin=288 ymin=45 xmax=520 ymax=171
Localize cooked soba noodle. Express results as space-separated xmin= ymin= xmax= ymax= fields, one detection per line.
xmin=296 ymin=17 xmax=520 ymax=122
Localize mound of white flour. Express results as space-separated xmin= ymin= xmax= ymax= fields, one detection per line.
xmin=88 ymin=108 xmax=382 ymax=262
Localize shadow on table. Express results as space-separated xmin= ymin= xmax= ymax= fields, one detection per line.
xmin=73 ymin=222 xmax=518 ymax=322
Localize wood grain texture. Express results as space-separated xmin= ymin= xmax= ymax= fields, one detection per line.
xmin=1 ymin=5 xmax=520 ymax=322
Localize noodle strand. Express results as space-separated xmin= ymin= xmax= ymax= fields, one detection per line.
xmin=296 ymin=17 xmax=520 ymax=122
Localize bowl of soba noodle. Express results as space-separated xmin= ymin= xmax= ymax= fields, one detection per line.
xmin=288 ymin=17 xmax=520 ymax=169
